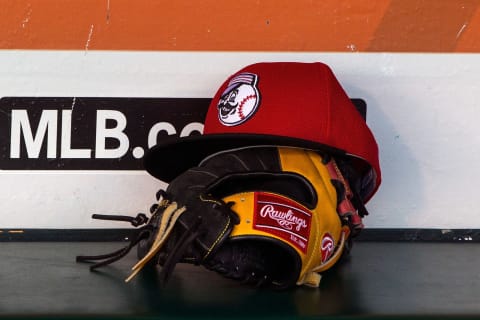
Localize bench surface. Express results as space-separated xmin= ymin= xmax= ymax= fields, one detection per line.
xmin=1 ymin=241 xmax=479 ymax=319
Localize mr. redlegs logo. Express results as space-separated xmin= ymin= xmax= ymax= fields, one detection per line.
xmin=253 ymin=192 xmax=312 ymax=253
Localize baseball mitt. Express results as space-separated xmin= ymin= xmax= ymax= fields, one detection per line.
xmin=77 ymin=146 xmax=367 ymax=288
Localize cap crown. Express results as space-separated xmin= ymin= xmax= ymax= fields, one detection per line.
xmin=204 ymin=62 xmax=381 ymax=199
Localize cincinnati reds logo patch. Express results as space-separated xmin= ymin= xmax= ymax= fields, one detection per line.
xmin=321 ymin=233 xmax=335 ymax=263
xmin=217 ymin=72 xmax=260 ymax=126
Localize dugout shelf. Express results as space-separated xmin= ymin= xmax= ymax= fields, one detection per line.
xmin=0 ymin=241 xmax=479 ymax=319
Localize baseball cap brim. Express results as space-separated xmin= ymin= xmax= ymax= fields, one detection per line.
xmin=144 ymin=133 xmax=347 ymax=182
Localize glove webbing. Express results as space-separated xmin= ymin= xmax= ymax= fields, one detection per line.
xmin=130 ymin=195 xmax=235 ymax=284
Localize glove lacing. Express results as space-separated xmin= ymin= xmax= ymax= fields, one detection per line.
xmin=125 ymin=201 xmax=188 ymax=282
xmin=76 ymin=190 xmax=231 ymax=283
xmin=76 ymin=191 xmax=195 ymax=283
xmin=75 ymin=215 xmax=152 ymax=269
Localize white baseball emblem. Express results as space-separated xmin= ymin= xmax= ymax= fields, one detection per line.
xmin=217 ymin=72 xmax=260 ymax=126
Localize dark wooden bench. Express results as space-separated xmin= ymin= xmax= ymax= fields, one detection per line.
xmin=1 ymin=240 xmax=479 ymax=319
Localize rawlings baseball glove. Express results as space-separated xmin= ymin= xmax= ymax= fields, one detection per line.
xmin=76 ymin=146 xmax=368 ymax=288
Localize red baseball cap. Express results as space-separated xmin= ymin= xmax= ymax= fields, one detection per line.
xmin=144 ymin=62 xmax=381 ymax=201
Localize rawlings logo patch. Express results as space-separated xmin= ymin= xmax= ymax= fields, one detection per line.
xmin=321 ymin=233 xmax=335 ymax=263
xmin=217 ymin=72 xmax=260 ymax=126
xmin=253 ymin=192 xmax=311 ymax=253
